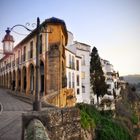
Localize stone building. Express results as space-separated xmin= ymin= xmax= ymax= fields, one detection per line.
xmin=0 ymin=17 xmax=76 ymax=107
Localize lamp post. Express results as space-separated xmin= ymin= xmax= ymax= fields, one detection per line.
xmin=2 ymin=17 xmax=42 ymax=111
xmin=33 ymin=17 xmax=41 ymax=111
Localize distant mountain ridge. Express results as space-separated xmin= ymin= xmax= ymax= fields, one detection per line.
xmin=122 ymin=74 xmax=140 ymax=84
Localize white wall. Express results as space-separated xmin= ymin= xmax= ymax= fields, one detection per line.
xmin=65 ymin=49 xmax=83 ymax=103
xmin=66 ymin=32 xmax=91 ymax=104
xmin=73 ymin=43 xmax=91 ymax=104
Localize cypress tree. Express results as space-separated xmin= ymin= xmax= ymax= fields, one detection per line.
xmin=90 ymin=47 xmax=107 ymax=104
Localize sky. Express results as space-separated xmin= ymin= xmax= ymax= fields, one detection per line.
xmin=0 ymin=0 xmax=140 ymax=76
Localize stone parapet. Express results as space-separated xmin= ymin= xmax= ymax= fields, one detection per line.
xmin=22 ymin=107 xmax=81 ymax=140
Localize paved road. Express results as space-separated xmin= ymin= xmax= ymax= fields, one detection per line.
xmin=0 ymin=88 xmax=32 ymax=140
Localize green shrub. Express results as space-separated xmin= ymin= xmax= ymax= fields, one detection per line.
xmin=77 ymin=103 xmax=132 ymax=140
xmin=80 ymin=109 xmax=95 ymax=129
xmin=131 ymin=114 xmax=138 ymax=125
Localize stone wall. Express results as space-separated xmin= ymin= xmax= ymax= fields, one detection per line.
xmin=22 ymin=107 xmax=82 ymax=140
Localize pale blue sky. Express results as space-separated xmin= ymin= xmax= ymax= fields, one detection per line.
xmin=0 ymin=0 xmax=140 ymax=76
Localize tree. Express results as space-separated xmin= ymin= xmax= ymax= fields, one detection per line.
xmin=90 ymin=47 xmax=107 ymax=104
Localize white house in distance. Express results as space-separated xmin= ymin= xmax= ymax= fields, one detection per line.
xmin=90 ymin=58 xmax=121 ymax=110
xmin=101 ymin=59 xmax=120 ymax=98
xmin=97 ymin=59 xmax=121 ymax=110
xmin=66 ymin=31 xmax=91 ymax=104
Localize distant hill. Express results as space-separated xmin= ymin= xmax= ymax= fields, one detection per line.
xmin=122 ymin=74 xmax=140 ymax=84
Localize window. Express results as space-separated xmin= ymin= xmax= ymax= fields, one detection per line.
xmin=23 ymin=46 xmax=26 ymax=61
xmin=10 ymin=56 xmax=11 ymax=67
xmin=82 ymin=85 xmax=85 ymax=93
xmin=81 ymin=72 xmax=85 ymax=79
xmin=13 ymin=54 xmax=15 ymax=67
xmin=21 ymin=49 xmax=22 ymax=63
xmin=77 ymin=88 xmax=80 ymax=95
xmin=40 ymin=35 xmax=42 ymax=54
xmin=69 ymin=54 xmax=71 ymax=68
xmin=69 ymin=72 xmax=71 ymax=88
xmin=72 ymin=56 xmax=75 ymax=69
xmin=76 ymin=60 xmax=79 ymax=71
xmin=72 ymin=72 xmax=74 ymax=88
xmin=77 ymin=75 xmax=79 ymax=86
xmin=30 ymin=41 xmax=33 ymax=58
xmin=107 ymin=84 xmax=111 ymax=89
xmin=18 ymin=50 xmax=20 ymax=64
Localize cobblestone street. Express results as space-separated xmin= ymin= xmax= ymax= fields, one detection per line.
xmin=0 ymin=88 xmax=32 ymax=140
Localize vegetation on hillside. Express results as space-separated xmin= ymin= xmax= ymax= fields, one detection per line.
xmin=77 ymin=84 xmax=140 ymax=140
xmin=77 ymin=103 xmax=132 ymax=140
xmin=116 ymin=84 xmax=140 ymax=139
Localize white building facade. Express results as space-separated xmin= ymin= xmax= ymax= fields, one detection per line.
xmin=65 ymin=48 xmax=83 ymax=103
xmin=101 ymin=59 xmax=121 ymax=101
xmin=66 ymin=31 xmax=91 ymax=104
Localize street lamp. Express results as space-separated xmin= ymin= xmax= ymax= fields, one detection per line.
xmin=2 ymin=28 xmax=14 ymax=55
xmin=2 ymin=17 xmax=43 ymax=111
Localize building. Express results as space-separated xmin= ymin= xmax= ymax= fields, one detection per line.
xmin=96 ymin=59 xmax=121 ymax=110
xmin=65 ymin=47 xmax=82 ymax=103
xmin=0 ymin=17 xmax=76 ymax=107
xmin=101 ymin=59 xmax=120 ymax=97
xmin=66 ymin=31 xmax=91 ymax=104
